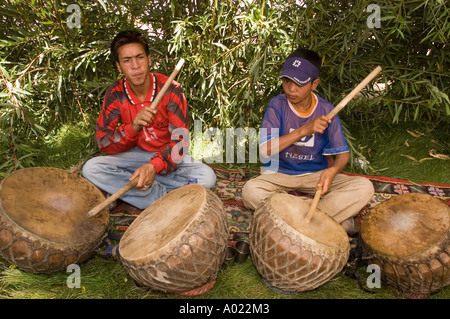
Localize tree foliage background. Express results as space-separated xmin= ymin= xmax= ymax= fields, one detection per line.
xmin=0 ymin=0 xmax=449 ymax=177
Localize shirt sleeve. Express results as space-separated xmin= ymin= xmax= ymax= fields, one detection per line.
xmin=259 ymin=104 xmax=281 ymax=146
xmin=96 ymin=83 xmax=139 ymax=154
xmin=322 ymin=115 xmax=349 ymax=155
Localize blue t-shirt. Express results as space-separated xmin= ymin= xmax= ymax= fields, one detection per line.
xmin=260 ymin=93 xmax=349 ymax=175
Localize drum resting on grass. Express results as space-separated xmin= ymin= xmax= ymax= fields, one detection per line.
xmin=0 ymin=167 xmax=109 ymax=273
xmin=361 ymin=193 xmax=450 ymax=297
xmin=250 ymin=192 xmax=350 ymax=293
xmin=119 ymin=183 xmax=229 ymax=294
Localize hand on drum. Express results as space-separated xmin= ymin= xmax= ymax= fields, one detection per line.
xmin=132 ymin=106 xmax=157 ymax=132
xmin=130 ymin=163 xmax=156 ymax=191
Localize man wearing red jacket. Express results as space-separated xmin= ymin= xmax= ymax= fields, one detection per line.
xmin=82 ymin=30 xmax=216 ymax=209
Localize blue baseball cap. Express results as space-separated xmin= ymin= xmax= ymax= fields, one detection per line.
xmin=279 ymin=57 xmax=320 ymax=85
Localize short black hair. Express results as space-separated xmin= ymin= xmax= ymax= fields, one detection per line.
xmin=287 ymin=47 xmax=322 ymax=73
xmin=110 ymin=30 xmax=150 ymax=62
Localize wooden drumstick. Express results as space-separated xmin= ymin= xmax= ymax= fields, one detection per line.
xmin=304 ymin=65 xmax=382 ymax=223
xmin=88 ymin=178 xmax=139 ymax=217
xmin=87 ymin=59 xmax=186 ymax=218
xmin=149 ymin=58 xmax=185 ymax=112
xmin=327 ymin=65 xmax=382 ymax=120
xmin=305 ymin=186 xmax=322 ymax=223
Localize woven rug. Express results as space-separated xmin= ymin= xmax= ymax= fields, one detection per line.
xmin=99 ymin=166 xmax=450 ymax=257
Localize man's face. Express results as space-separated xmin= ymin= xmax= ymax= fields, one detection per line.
xmin=282 ymin=77 xmax=320 ymax=108
xmin=115 ymin=42 xmax=151 ymax=88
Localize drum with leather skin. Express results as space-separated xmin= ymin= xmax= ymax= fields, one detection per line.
xmin=250 ymin=192 xmax=350 ymax=293
xmin=361 ymin=193 xmax=450 ymax=296
xmin=119 ymin=184 xmax=229 ymax=294
xmin=0 ymin=167 xmax=109 ymax=273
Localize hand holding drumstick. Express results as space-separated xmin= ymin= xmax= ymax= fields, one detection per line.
xmin=132 ymin=106 xmax=157 ymax=132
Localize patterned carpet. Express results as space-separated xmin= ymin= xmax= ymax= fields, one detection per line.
xmin=100 ymin=166 xmax=450 ymax=257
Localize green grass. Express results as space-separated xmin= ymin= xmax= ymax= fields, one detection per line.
xmin=345 ymin=121 xmax=450 ymax=184
xmin=0 ymin=120 xmax=449 ymax=301
xmin=0 ymin=256 xmax=409 ymax=300
xmin=1 ymin=254 xmax=449 ymax=300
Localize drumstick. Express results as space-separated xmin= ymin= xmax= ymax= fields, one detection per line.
xmin=149 ymin=58 xmax=185 ymax=111
xmin=87 ymin=59 xmax=186 ymax=218
xmin=305 ymin=186 xmax=322 ymax=223
xmin=304 ymin=65 xmax=382 ymax=223
xmin=87 ymin=178 xmax=138 ymax=217
xmin=327 ymin=65 xmax=382 ymax=119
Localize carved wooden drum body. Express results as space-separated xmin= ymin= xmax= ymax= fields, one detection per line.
xmin=0 ymin=167 xmax=109 ymax=273
xmin=119 ymin=184 xmax=229 ymax=293
xmin=361 ymin=193 xmax=450 ymax=296
xmin=250 ymin=193 xmax=350 ymax=293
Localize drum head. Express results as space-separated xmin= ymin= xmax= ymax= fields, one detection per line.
xmin=0 ymin=167 xmax=109 ymax=247
xmin=268 ymin=193 xmax=349 ymax=247
xmin=361 ymin=193 xmax=450 ymax=258
xmin=119 ymin=184 xmax=208 ymax=262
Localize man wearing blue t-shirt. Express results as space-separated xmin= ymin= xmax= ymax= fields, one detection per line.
xmin=242 ymin=47 xmax=374 ymax=234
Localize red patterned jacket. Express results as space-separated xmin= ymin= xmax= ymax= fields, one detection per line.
xmin=96 ymin=72 xmax=189 ymax=175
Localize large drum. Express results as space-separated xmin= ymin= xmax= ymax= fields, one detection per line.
xmin=361 ymin=193 xmax=450 ymax=296
xmin=119 ymin=184 xmax=229 ymax=293
xmin=0 ymin=167 xmax=109 ymax=273
xmin=250 ymin=192 xmax=350 ymax=293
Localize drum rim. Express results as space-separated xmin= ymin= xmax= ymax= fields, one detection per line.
xmin=259 ymin=192 xmax=350 ymax=249
xmin=0 ymin=204 xmax=108 ymax=250
xmin=362 ymin=229 xmax=449 ymax=261
xmin=251 ymin=200 xmax=350 ymax=255
xmin=0 ymin=167 xmax=109 ymax=249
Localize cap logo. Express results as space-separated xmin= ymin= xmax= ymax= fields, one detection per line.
xmin=292 ymin=59 xmax=302 ymax=68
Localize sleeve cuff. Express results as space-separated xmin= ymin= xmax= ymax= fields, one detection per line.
xmin=322 ymin=146 xmax=350 ymax=155
xmin=149 ymin=157 xmax=165 ymax=174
